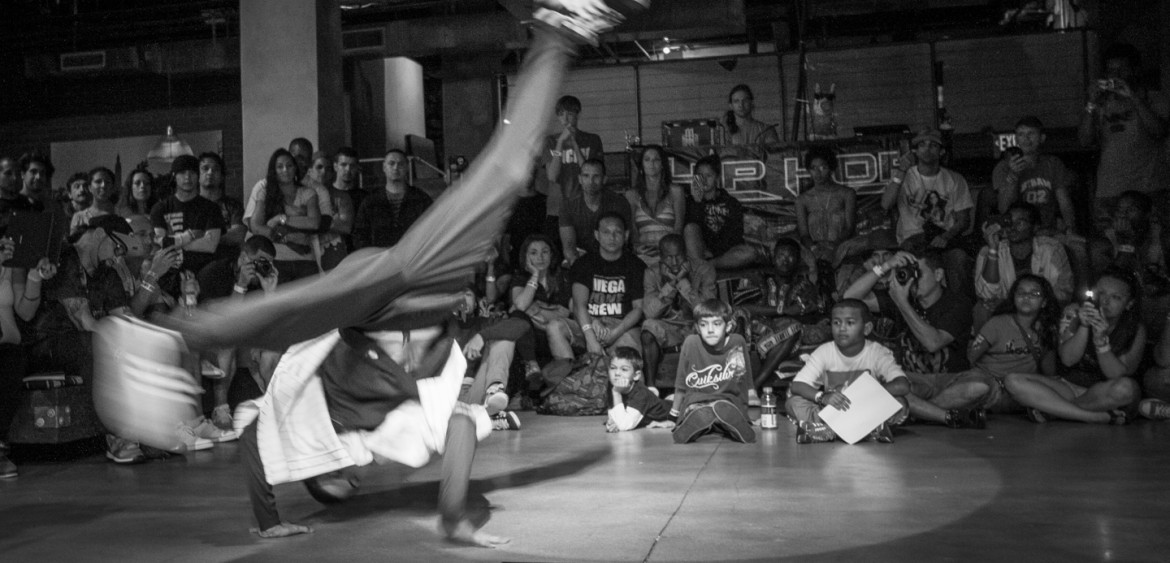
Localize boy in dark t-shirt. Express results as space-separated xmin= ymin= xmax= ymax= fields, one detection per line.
xmin=604 ymin=346 xmax=674 ymax=432
xmin=670 ymin=298 xmax=756 ymax=444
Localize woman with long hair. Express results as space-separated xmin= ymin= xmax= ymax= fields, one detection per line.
xmin=1005 ymin=268 xmax=1144 ymax=424
xmin=625 ymin=144 xmax=685 ymax=266
xmin=510 ymin=233 xmax=577 ymax=360
xmin=248 ymin=148 xmax=320 ymax=282
xmin=119 ymin=167 xmax=158 ymax=220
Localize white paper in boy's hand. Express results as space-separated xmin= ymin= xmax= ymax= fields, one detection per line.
xmin=818 ymin=372 xmax=902 ymax=445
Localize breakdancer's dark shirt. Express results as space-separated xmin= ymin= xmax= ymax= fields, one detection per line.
xmin=319 ymin=327 xmax=454 ymax=432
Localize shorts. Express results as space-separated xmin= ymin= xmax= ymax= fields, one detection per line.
xmin=907 ymin=370 xmax=998 ymax=408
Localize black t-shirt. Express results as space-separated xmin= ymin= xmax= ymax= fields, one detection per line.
xmin=509 ymin=269 xmax=572 ymax=309
xmin=33 ymin=247 xmax=130 ymax=339
xmin=684 ymin=189 xmax=745 ymax=257
xmin=568 ymin=251 xmax=645 ymax=319
xmin=878 ymin=288 xmax=973 ymax=374
xmin=0 ymin=196 xmax=45 ymax=236
xmin=605 ymin=380 xmax=673 ymax=426
xmin=150 ymin=195 xmax=227 ymax=242
xmin=197 ymin=257 xmax=263 ymax=302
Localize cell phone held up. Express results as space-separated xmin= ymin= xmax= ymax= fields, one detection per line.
xmin=1083 ymin=289 xmax=1096 ymax=306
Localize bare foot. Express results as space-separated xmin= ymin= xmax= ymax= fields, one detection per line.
xmin=250 ymin=522 xmax=313 ymax=538
xmin=440 ymin=518 xmax=511 ymax=548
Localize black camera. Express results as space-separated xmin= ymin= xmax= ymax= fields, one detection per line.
xmin=1003 ymin=146 xmax=1023 ymax=159
xmin=253 ymin=257 xmax=273 ymax=278
xmin=894 ymin=265 xmax=920 ymax=285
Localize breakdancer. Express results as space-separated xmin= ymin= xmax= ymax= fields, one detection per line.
xmin=94 ymin=0 xmax=642 ymax=547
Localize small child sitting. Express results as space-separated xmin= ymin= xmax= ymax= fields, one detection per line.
xmin=670 ymin=299 xmax=756 ymax=444
xmin=787 ymin=299 xmax=910 ymax=444
xmin=604 ymin=346 xmax=675 ymax=432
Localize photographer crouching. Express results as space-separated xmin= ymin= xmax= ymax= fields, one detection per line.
xmin=196 ymin=235 xmax=282 ymax=430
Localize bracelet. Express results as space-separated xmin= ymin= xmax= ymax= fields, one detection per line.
xmin=871 ymin=264 xmax=886 ymax=278
xmin=582 ymin=323 xmax=593 ymax=332
xmin=485 ymin=276 xmax=496 ymax=283
xmin=814 ymin=390 xmax=825 ymax=405
xmin=139 ymin=281 xmax=158 ymax=293
xmin=1085 ymin=102 xmax=1099 ymax=114
xmin=1096 ymin=345 xmax=1112 ymax=355
xmin=280 ymin=215 xmax=288 ymax=225
xmin=233 ymin=284 xmax=248 ymax=294
xmin=143 ymin=271 xmax=159 ymax=284
xmin=526 ymin=280 xmax=539 ymax=289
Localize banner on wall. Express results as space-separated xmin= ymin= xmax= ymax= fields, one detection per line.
xmin=655 ymin=133 xmax=906 ymax=248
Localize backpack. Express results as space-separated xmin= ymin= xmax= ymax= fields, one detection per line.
xmin=537 ymin=353 xmax=608 ymax=416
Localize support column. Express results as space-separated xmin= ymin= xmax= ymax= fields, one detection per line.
xmin=240 ymin=0 xmax=344 ymax=200
xmin=384 ymin=57 xmax=426 ymax=152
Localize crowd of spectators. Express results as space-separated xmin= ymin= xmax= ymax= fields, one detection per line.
xmin=2 ymin=42 xmax=1169 ymax=478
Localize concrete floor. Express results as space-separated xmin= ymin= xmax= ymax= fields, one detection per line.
xmin=2 ymin=413 xmax=1169 ymax=562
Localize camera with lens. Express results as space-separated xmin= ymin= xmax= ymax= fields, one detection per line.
xmin=253 ymin=257 xmax=273 ymax=278
xmin=894 ymin=264 xmax=920 ymax=285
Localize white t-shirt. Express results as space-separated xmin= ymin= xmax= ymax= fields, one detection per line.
xmin=895 ymin=166 xmax=974 ymax=243
xmin=794 ymin=340 xmax=906 ymax=391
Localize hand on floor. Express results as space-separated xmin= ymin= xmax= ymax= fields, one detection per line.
xmin=440 ymin=518 xmax=511 ymax=548
xmin=251 ymin=522 xmax=313 ymax=538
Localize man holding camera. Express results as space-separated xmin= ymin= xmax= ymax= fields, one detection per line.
xmin=1079 ymin=43 xmax=1169 ymax=204
xmin=844 ymin=249 xmax=981 ymax=428
xmin=197 ymin=235 xmax=281 ymax=430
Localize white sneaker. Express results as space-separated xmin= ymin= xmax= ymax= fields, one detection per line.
xmin=532 ymin=3 xmax=625 ymax=47
xmin=484 ymin=383 xmax=509 ymax=416
xmin=191 ymin=418 xmax=238 ymax=443
xmin=172 ymin=423 xmax=215 ymax=452
xmin=201 ymin=360 xmax=226 ymax=379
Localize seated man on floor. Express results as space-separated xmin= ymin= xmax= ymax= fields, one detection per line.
xmin=570 ymin=212 xmax=645 ymax=356
xmin=738 ymin=237 xmax=832 ymax=388
xmin=605 ymin=346 xmax=675 ymax=432
xmin=640 ymin=234 xmax=716 ymax=390
xmin=196 ymin=235 xmax=282 ymax=428
xmin=973 ymin=202 xmax=1074 ymax=328
xmin=683 ymin=154 xmax=762 ymax=270
xmin=786 ymin=299 xmax=910 ymax=443
xmin=670 ymin=298 xmax=755 ymax=444
xmin=843 ymin=249 xmax=975 ymax=427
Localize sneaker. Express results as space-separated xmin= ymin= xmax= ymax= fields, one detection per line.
xmin=492 ymin=411 xmax=522 ymax=431
xmin=1138 ymin=398 xmax=1170 ymax=421
xmin=673 ymin=405 xmax=717 ymax=444
xmin=532 ymin=3 xmax=625 ymax=47
xmin=945 ymin=408 xmax=987 ymax=429
xmin=747 ymin=388 xmax=760 ymax=407
xmin=711 ymin=400 xmax=756 ymax=443
xmin=523 ymin=360 xmax=543 ymax=386
xmin=211 ymin=404 xmax=234 ymax=431
xmin=1025 ymin=407 xmax=1049 ymax=424
xmin=106 ymin=434 xmax=147 ymax=464
xmin=795 ymin=421 xmax=836 ymax=444
xmin=172 ymin=423 xmax=215 ymax=452
xmin=0 ymin=453 xmax=16 ymax=479
xmin=190 ymin=418 xmax=238 ymax=443
xmin=484 ymin=383 xmax=509 ymax=417
xmin=866 ymin=423 xmax=895 ymax=444
xmin=200 ymin=359 xmax=226 ymax=379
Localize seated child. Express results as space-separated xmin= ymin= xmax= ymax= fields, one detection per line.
xmin=604 ymin=346 xmax=676 ymax=432
xmin=670 ymin=299 xmax=756 ymax=444
xmin=786 ymin=298 xmax=911 ymax=444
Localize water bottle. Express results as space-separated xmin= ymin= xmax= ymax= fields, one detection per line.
xmin=760 ymin=386 xmax=778 ymax=430
xmin=766 ymin=278 xmax=778 ymax=307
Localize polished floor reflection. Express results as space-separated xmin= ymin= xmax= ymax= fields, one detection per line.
xmin=2 ymin=414 xmax=1168 ymax=562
